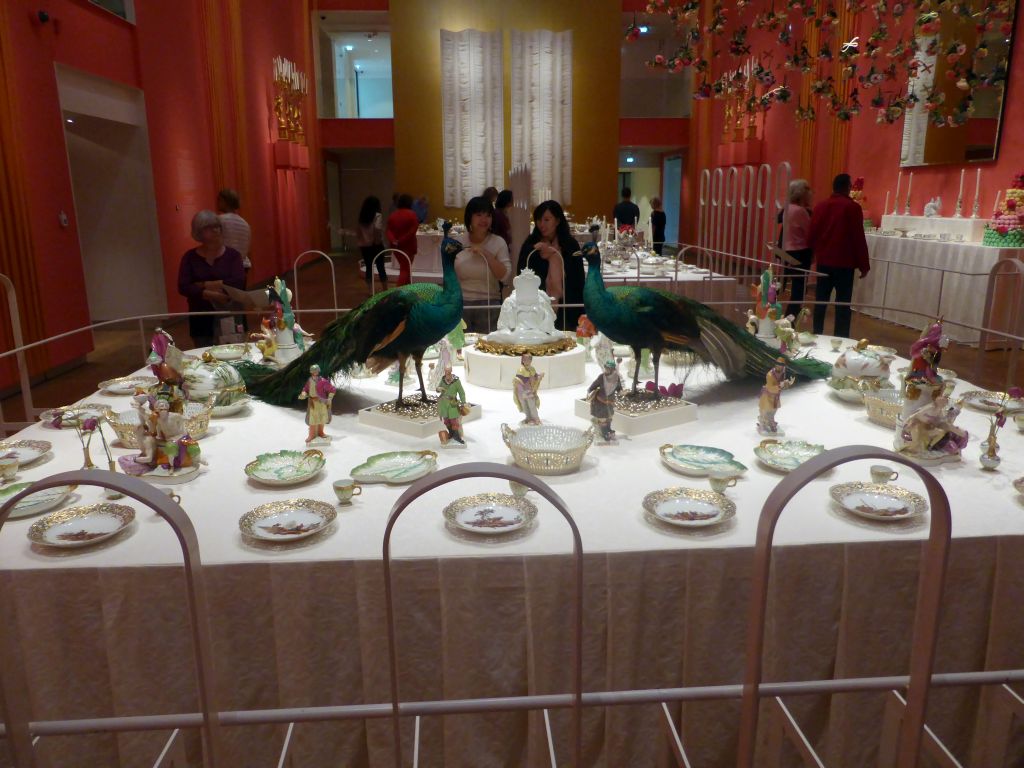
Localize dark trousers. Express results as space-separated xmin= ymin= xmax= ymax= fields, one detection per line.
xmin=813 ymin=265 xmax=855 ymax=338
xmin=361 ymin=245 xmax=388 ymax=285
xmin=784 ymin=248 xmax=813 ymax=318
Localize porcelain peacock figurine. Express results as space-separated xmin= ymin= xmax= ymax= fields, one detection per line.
xmin=236 ymin=223 xmax=465 ymax=407
xmin=580 ymin=239 xmax=831 ymax=396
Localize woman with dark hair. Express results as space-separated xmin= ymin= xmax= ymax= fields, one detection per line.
xmin=516 ymin=200 xmax=584 ymax=330
xmin=385 ymin=193 xmax=419 ymax=286
xmin=456 ymin=196 xmax=511 ymax=331
xmin=357 ymin=195 xmax=387 ymax=289
xmin=493 ymin=189 xmax=513 ymax=248
xmin=650 ymin=196 xmax=667 ymax=256
xmin=482 ymin=186 xmax=499 ymax=207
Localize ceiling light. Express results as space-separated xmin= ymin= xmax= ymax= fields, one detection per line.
xmin=345 ymin=44 xmax=354 ymax=51
xmin=639 ymin=25 xmax=649 ymax=33
xmin=626 ymin=156 xmax=635 ymax=163
xmin=65 ymin=118 xmax=74 ymax=123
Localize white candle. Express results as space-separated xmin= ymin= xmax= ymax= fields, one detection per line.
xmin=647 ymin=218 xmax=652 ymax=245
xmin=974 ymin=168 xmax=982 ymax=207
xmin=994 ymin=190 xmax=1001 ymax=213
xmin=905 ymin=171 xmax=913 ymax=213
xmin=958 ymin=168 xmax=965 ymax=202
xmin=883 ymin=191 xmax=890 ymax=219
xmin=614 ymin=218 xmax=618 ymax=241
xmin=893 ymin=171 xmax=901 ymax=215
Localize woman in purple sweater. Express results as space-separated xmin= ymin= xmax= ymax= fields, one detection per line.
xmin=177 ymin=209 xmax=245 ymax=348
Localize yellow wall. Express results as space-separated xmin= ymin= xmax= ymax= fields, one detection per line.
xmin=390 ymin=0 xmax=621 ymax=222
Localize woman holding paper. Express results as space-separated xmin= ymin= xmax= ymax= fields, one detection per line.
xmin=177 ymin=210 xmax=245 ymax=348
xmin=781 ymin=179 xmax=814 ymax=317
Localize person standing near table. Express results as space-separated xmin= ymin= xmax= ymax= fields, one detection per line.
xmin=612 ymin=187 xmax=640 ymax=229
xmin=177 ymin=210 xmax=245 ymax=348
xmin=357 ymin=195 xmax=387 ymax=289
xmin=492 ymin=189 xmax=513 ymax=249
xmin=650 ymin=196 xmax=667 ymax=255
xmin=385 ymin=194 xmax=419 ymax=286
xmin=807 ymin=173 xmax=869 ymax=338
xmin=782 ymin=179 xmax=814 ymax=318
xmin=216 ymin=189 xmax=251 ymax=281
xmin=455 ymin=196 xmax=511 ymax=331
xmin=516 ymin=200 xmax=584 ymax=330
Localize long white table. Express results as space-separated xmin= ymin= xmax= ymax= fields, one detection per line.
xmin=2 ymin=342 xmax=1022 ymax=766
xmin=854 ymin=234 xmax=1022 ymax=344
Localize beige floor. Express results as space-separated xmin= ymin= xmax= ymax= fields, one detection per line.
xmin=2 ymin=252 xmax=1019 ymax=426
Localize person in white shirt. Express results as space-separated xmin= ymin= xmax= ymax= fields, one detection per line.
xmin=455 ymin=196 xmax=511 ymax=332
xmin=217 ymin=189 xmax=252 ymax=280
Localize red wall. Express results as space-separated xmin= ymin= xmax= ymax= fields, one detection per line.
xmin=4 ymin=0 xmax=140 ymax=371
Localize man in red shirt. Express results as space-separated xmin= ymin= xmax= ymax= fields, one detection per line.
xmin=385 ymin=193 xmax=419 ymax=286
xmin=807 ymin=173 xmax=870 ymax=338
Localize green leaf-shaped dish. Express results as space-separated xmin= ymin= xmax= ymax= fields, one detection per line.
xmin=754 ymin=439 xmax=825 ymax=473
xmin=244 ymin=449 xmax=325 ymax=487
xmin=659 ymin=444 xmax=748 ymax=477
xmin=351 ymin=450 xmax=438 ymax=484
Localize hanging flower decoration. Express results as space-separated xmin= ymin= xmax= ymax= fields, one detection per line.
xmin=795 ymin=102 xmax=816 ymax=121
xmin=626 ymin=0 xmax=1016 ymax=131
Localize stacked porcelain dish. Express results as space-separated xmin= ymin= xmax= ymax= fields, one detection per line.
xmin=827 ymin=343 xmax=897 ymax=404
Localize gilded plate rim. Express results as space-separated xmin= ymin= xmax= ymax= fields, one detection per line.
xmin=642 ymin=487 xmax=736 ymax=528
xmin=442 ymin=492 xmax=538 ymax=536
xmin=960 ymin=390 xmax=1024 ymax=413
xmin=244 ymin=449 xmax=326 ymax=486
xmin=829 ymin=481 xmax=928 ymax=522
xmin=0 ymin=439 xmax=52 ymax=466
xmin=27 ymin=503 xmax=134 ymax=548
xmin=239 ymin=498 xmax=337 ymax=541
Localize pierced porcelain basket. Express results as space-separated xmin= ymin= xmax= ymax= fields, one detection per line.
xmin=107 ymin=400 xmax=213 ymax=447
xmin=863 ymin=389 xmax=905 ymax=428
xmin=501 ymin=423 xmax=595 ymax=475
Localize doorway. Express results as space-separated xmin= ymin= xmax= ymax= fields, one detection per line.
xmin=662 ymin=155 xmax=682 ymax=246
xmin=57 ymin=66 xmax=165 ymax=322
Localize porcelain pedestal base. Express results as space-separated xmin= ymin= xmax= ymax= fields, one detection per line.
xmin=358 ymin=402 xmax=482 ymax=438
xmin=573 ymin=397 xmax=698 ymax=436
xmin=465 ymin=345 xmax=586 ymax=389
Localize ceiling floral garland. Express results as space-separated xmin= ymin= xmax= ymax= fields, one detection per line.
xmin=625 ymin=0 xmax=1014 ymax=129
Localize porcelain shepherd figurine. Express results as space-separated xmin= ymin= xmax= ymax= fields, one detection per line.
xmin=298 ymin=364 xmax=335 ymax=444
xmin=757 ymin=358 xmax=795 ymax=435
xmin=588 ymin=359 xmax=623 ymax=442
xmin=436 ymin=366 xmax=468 ymax=445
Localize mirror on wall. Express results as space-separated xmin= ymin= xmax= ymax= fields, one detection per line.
xmin=900 ymin=2 xmax=1016 ymax=167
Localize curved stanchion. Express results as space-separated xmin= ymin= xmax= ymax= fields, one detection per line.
xmin=735 ymin=446 xmax=952 ymax=768
xmin=371 ymin=249 xmax=412 ymax=293
xmin=291 ymin=250 xmax=338 ymax=319
xmin=382 ymin=462 xmax=583 ymax=768
xmin=0 ymin=272 xmax=37 ymax=429
xmin=0 ymin=471 xmax=224 ymax=768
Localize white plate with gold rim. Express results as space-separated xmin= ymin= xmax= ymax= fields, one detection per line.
xmin=239 ymin=499 xmax=337 ymax=541
xmin=39 ymin=403 xmax=110 ymax=428
xmin=642 ymin=487 xmax=735 ymax=528
xmin=0 ymin=439 xmax=51 ymax=467
xmin=960 ymin=390 xmax=1024 ymax=413
xmin=829 ymin=482 xmax=928 ymax=522
xmin=28 ymin=503 xmax=134 ymax=548
xmin=442 ymin=493 xmax=537 ymax=535
xmin=209 ymin=344 xmax=247 ymax=361
xmin=98 ymin=375 xmax=158 ymax=396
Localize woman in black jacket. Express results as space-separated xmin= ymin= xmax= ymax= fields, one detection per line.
xmin=516 ymin=200 xmax=584 ymax=330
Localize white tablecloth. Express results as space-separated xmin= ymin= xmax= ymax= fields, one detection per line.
xmin=854 ymin=234 xmax=1023 ymax=343
xmin=2 ymin=343 xmax=1022 ymax=765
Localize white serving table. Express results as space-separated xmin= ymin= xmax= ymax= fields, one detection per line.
xmin=1 ymin=343 xmax=1021 ymax=766
xmin=854 ymin=233 xmax=1023 ymax=344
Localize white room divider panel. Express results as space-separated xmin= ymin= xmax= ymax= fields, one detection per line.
xmin=440 ymin=29 xmax=504 ymax=208
xmin=510 ymin=30 xmax=573 ymax=206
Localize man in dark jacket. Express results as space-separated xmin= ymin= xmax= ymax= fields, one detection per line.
xmin=807 ymin=173 xmax=870 ymax=337
xmin=612 ymin=188 xmax=641 ymax=229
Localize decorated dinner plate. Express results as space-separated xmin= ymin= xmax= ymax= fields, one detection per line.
xmin=443 ymin=492 xmax=537 ymax=535
xmin=754 ymin=439 xmax=825 ymax=473
xmin=0 ymin=482 xmax=75 ymax=520
xmin=0 ymin=439 xmax=51 ymax=466
xmin=209 ymin=344 xmax=246 ymax=361
xmin=897 ymin=366 xmax=957 ymax=380
xmin=28 ymin=503 xmax=134 ymax=548
xmin=351 ymin=450 xmax=438 ymax=484
xmin=244 ymin=449 xmax=326 ymax=486
xmin=239 ymin=498 xmax=337 ymax=541
xmin=97 ymin=375 xmax=158 ymax=395
xmin=866 ymin=344 xmax=898 ymax=356
xmin=829 ymin=482 xmax=928 ymax=522
xmin=642 ymin=487 xmax=736 ymax=528
xmin=211 ymin=396 xmax=251 ymax=418
xmin=659 ymin=444 xmax=748 ymax=477
xmin=39 ymin=403 xmax=110 ymax=427
xmin=959 ymin=390 xmax=1024 ymax=413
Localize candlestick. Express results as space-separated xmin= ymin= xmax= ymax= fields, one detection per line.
xmin=904 ymin=171 xmax=913 ymax=215
xmin=893 ymin=171 xmax=901 ymax=215
xmin=955 ymin=169 xmax=965 ymax=218
xmin=971 ymin=168 xmax=982 ymax=219
xmin=613 ymin=218 xmax=618 ymax=242
xmin=883 ymin=191 xmax=890 ymax=220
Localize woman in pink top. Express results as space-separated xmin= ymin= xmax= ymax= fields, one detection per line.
xmin=781 ymin=179 xmax=813 ymax=318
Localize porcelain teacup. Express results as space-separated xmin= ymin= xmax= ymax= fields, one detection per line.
xmin=333 ymin=478 xmax=362 ymax=505
xmin=830 ymin=338 xmax=843 ymax=352
xmin=870 ymin=465 xmax=899 ymax=484
xmin=156 ymin=486 xmax=181 ymax=505
xmin=0 ymin=456 xmax=19 ymax=483
xmin=509 ymin=480 xmax=529 ymax=498
xmin=709 ymin=472 xmax=738 ymax=494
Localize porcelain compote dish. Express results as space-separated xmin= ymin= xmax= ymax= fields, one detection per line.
xmin=244 ymin=449 xmax=326 ymax=487
xmin=350 ymin=450 xmax=438 ymax=484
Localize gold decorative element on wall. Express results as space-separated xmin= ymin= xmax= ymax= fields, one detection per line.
xmin=273 ymin=57 xmax=308 ymax=145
